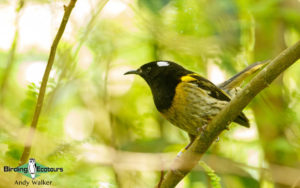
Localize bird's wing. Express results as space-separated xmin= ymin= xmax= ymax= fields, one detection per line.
xmin=180 ymin=73 xmax=250 ymax=127
xmin=181 ymin=73 xmax=231 ymax=102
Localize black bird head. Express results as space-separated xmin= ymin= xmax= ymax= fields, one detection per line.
xmin=124 ymin=61 xmax=190 ymax=85
xmin=124 ymin=61 xmax=192 ymax=111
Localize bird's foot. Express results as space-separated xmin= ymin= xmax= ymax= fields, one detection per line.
xmin=197 ymin=124 xmax=207 ymax=134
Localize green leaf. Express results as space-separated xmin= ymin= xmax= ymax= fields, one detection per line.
xmin=199 ymin=161 xmax=222 ymax=188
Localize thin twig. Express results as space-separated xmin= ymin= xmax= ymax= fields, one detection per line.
xmin=157 ymin=171 xmax=165 ymax=188
xmin=0 ymin=0 xmax=24 ymax=104
xmin=158 ymin=40 xmax=300 ymax=188
xmin=44 ymin=0 xmax=109 ymax=111
xmin=73 ymin=0 xmax=109 ymax=57
xmin=18 ymin=0 xmax=78 ymax=165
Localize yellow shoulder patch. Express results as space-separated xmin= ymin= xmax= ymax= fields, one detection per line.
xmin=181 ymin=75 xmax=197 ymax=82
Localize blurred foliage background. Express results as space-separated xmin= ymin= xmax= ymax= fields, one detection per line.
xmin=0 ymin=0 xmax=300 ymax=187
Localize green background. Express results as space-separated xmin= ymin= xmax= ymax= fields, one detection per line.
xmin=0 ymin=0 xmax=300 ymax=187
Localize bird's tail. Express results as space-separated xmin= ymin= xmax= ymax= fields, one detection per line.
xmin=218 ymin=60 xmax=269 ymax=91
xmin=234 ymin=112 xmax=250 ymax=128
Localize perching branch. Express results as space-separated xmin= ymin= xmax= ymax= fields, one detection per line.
xmin=158 ymin=40 xmax=300 ymax=188
xmin=18 ymin=0 xmax=77 ymax=165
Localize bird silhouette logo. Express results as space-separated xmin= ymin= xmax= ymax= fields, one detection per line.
xmin=28 ymin=158 xmax=37 ymax=179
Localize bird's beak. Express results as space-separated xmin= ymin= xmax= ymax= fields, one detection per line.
xmin=124 ymin=69 xmax=140 ymax=75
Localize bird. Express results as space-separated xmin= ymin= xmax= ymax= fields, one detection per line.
xmin=28 ymin=158 xmax=37 ymax=179
xmin=124 ymin=60 xmax=250 ymax=151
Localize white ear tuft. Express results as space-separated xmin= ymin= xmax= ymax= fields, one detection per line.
xmin=157 ymin=61 xmax=169 ymax=67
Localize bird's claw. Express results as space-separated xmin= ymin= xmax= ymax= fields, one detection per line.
xmin=197 ymin=124 xmax=207 ymax=135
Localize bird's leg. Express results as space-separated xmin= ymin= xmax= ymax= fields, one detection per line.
xmin=186 ymin=134 xmax=196 ymax=150
xmin=177 ymin=134 xmax=196 ymax=157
